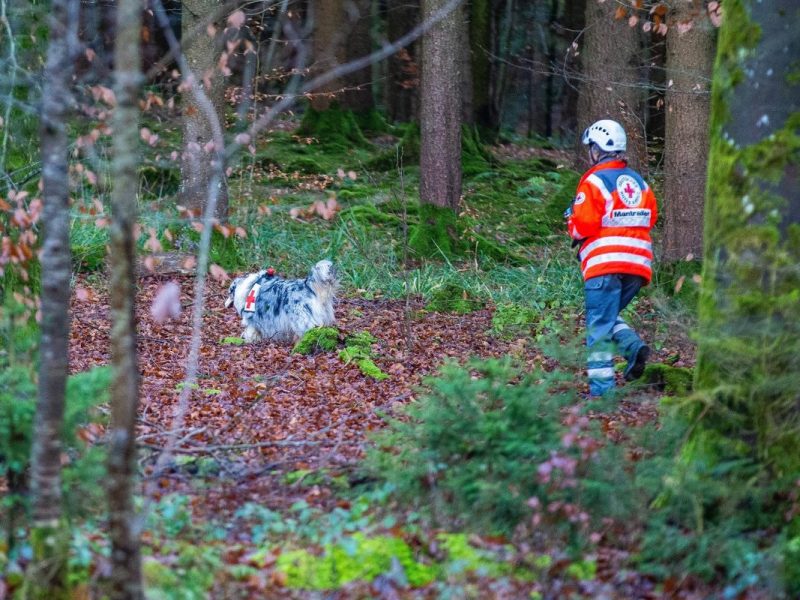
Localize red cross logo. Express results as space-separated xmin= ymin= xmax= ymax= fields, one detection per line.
xmin=245 ymin=287 xmax=257 ymax=311
xmin=624 ymin=182 xmax=636 ymax=199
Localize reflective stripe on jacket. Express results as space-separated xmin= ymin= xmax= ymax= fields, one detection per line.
xmin=567 ymin=160 xmax=658 ymax=282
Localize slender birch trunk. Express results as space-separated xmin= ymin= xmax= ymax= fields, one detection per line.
xmin=107 ymin=0 xmax=143 ymax=596
xmin=28 ymin=0 xmax=77 ymax=595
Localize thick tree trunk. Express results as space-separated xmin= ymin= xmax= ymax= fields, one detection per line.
xmin=386 ymin=0 xmax=419 ymax=122
xmin=343 ymin=0 xmax=374 ymax=113
xmin=527 ymin=0 xmax=552 ymax=137
xmin=107 ymin=0 xmax=143 ymax=597
xmin=180 ymin=0 xmax=228 ymax=219
xmin=309 ymin=0 xmax=345 ymax=111
xmin=28 ymin=0 xmax=76 ymax=595
xmin=459 ymin=2 xmax=472 ymax=125
xmin=558 ymin=0 xmax=585 ymax=139
xmin=419 ymin=0 xmax=462 ymax=210
xmin=662 ymin=6 xmax=715 ymax=262
xmin=469 ymin=0 xmax=491 ymax=129
xmin=577 ymin=0 xmax=647 ymax=171
xmin=696 ymin=0 xmax=800 ymax=471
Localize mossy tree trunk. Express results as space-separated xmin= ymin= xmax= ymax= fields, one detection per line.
xmin=180 ymin=0 xmax=228 ymax=219
xmin=27 ymin=0 xmax=77 ymax=596
xmin=108 ymin=0 xmax=144 ymax=596
xmin=695 ymin=0 xmax=800 ymax=473
xmin=577 ymin=0 xmax=647 ymax=172
xmin=662 ymin=4 xmax=716 ymax=262
xmin=413 ymin=0 xmax=464 ymax=257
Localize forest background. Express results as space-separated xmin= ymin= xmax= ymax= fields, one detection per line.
xmin=1 ymin=0 xmax=798 ymax=598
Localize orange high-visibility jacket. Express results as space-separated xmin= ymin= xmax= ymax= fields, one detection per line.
xmin=567 ymin=159 xmax=658 ymax=282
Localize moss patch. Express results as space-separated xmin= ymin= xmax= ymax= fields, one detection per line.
xmin=339 ymin=331 xmax=389 ymax=380
xmin=640 ymin=363 xmax=694 ymax=396
xmin=409 ymin=203 xmax=463 ymax=259
xmin=292 ymin=326 xmax=341 ymax=355
xmin=274 ymin=532 xmax=516 ymax=590
xmin=297 ymin=103 xmax=370 ymax=150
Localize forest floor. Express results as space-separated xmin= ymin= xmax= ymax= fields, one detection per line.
xmin=66 ymin=268 xmax=700 ymax=599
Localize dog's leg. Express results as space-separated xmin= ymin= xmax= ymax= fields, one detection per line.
xmin=243 ymin=325 xmax=261 ymax=343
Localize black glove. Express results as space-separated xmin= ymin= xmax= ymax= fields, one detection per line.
xmin=571 ymin=237 xmax=586 ymax=261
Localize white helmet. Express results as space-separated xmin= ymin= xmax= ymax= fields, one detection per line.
xmin=582 ymin=119 xmax=626 ymax=152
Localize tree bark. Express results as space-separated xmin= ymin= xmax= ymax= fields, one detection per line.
xmin=577 ymin=0 xmax=647 ymax=171
xmin=695 ymin=0 xmax=800 ymax=470
xmin=419 ymin=0 xmax=462 ymax=210
xmin=385 ymin=0 xmax=419 ymax=122
xmin=662 ymin=4 xmax=715 ymax=262
xmin=468 ymin=0 xmax=491 ymax=129
xmin=180 ymin=0 xmax=228 ymax=219
xmin=458 ymin=1 xmax=472 ymax=125
xmin=343 ymin=0 xmax=374 ymax=113
xmin=28 ymin=0 xmax=76 ymax=594
xmin=309 ymin=0 xmax=346 ymax=111
xmin=108 ymin=0 xmax=143 ymax=596
xmin=558 ymin=0 xmax=585 ymax=139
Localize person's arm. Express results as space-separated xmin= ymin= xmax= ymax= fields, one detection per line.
xmin=567 ymin=183 xmax=602 ymax=241
xmin=646 ymin=186 xmax=658 ymax=228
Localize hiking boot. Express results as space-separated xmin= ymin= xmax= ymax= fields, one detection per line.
xmin=624 ymin=345 xmax=651 ymax=381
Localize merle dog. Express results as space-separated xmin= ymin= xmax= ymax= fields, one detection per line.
xmin=225 ymin=260 xmax=338 ymax=343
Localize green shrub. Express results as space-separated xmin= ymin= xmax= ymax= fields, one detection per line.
xmin=425 ymin=282 xmax=484 ymax=314
xmin=367 ymin=358 xmax=608 ymax=537
xmin=632 ymin=401 xmax=798 ymax=595
xmin=490 ymin=302 xmax=539 ymax=338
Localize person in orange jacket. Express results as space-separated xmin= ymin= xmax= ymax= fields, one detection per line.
xmin=566 ymin=119 xmax=657 ymax=397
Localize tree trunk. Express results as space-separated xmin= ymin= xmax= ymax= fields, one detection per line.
xmin=28 ymin=0 xmax=77 ymax=595
xmin=385 ymin=0 xmax=419 ymax=122
xmin=419 ymin=0 xmax=462 ymax=211
xmin=107 ymin=0 xmax=143 ymax=596
xmin=459 ymin=2 xmax=473 ymax=125
xmin=527 ymin=0 xmax=551 ymax=137
xmin=558 ymin=0 xmax=585 ymax=139
xmin=180 ymin=0 xmax=228 ymax=219
xmin=662 ymin=5 xmax=715 ymax=262
xmin=469 ymin=0 xmax=492 ymax=130
xmin=695 ymin=0 xmax=800 ymax=472
xmin=577 ymin=0 xmax=647 ymax=171
xmin=412 ymin=0 xmax=464 ymax=257
xmin=343 ymin=0 xmax=374 ymax=114
xmin=309 ymin=0 xmax=345 ymax=111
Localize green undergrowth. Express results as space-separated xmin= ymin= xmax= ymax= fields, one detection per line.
xmin=274 ymin=532 xmax=518 ymax=590
xmin=292 ymin=327 xmax=388 ymax=380
xmin=339 ymin=331 xmax=388 ymax=381
xmin=424 ymin=281 xmax=484 ymax=314
xmin=297 ymin=103 xmax=371 ymax=150
xmin=292 ymin=326 xmax=340 ymax=354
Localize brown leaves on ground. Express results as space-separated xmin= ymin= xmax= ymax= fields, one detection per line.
xmin=68 ymin=273 xmax=686 ymax=515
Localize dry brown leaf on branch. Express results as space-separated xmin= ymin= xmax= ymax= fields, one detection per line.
xmin=209 ymin=264 xmax=229 ymax=283
xmin=150 ymin=281 xmax=182 ymax=323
